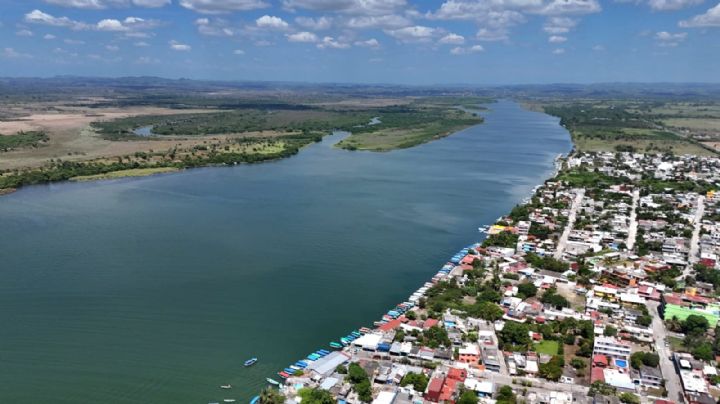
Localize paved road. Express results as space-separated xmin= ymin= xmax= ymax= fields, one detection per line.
xmin=681 ymin=195 xmax=705 ymax=279
xmin=647 ymin=301 xmax=684 ymax=403
xmin=479 ymin=371 xmax=589 ymax=396
xmin=554 ymin=189 xmax=586 ymax=260
xmin=626 ymin=189 xmax=640 ymax=251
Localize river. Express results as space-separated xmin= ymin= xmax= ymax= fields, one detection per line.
xmin=0 ymin=100 xmax=571 ymax=403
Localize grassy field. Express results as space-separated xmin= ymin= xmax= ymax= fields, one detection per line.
xmin=70 ymin=167 xmax=179 ymax=181
xmin=336 ymin=108 xmax=482 ymax=151
xmin=663 ymin=118 xmax=720 ymax=131
xmin=0 ymin=131 xmax=48 ymax=151
xmin=534 ymin=340 xmax=560 ymax=355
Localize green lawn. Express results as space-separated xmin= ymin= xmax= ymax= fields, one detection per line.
xmin=534 ymin=340 xmax=560 ymax=355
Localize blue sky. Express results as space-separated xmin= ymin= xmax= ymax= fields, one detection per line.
xmin=1 ymin=0 xmax=719 ymax=84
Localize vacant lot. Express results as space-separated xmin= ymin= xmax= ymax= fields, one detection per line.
xmin=534 ymin=340 xmax=560 ymax=355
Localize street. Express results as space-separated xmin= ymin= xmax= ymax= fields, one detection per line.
xmin=647 ymin=301 xmax=684 ymax=403
xmin=554 ymin=189 xmax=586 ymax=259
xmin=626 ymin=189 xmax=640 ymax=250
xmin=681 ymin=195 xmax=705 ymax=279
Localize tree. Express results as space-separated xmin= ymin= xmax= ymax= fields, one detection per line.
xmin=499 ymin=321 xmax=531 ymax=349
xmin=636 ymin=315 xmax=652 ymax=327
xmin=495 ymin=386 xmax=516 ymax=404
xmin=588 ymin=381 xmax=616 ymax=397
xmin=630 ymin=352 xmax=659 ymax=370
xmin=400 ymin=372 xmax=429 ymax=392
xmin=259 ymin=387 xmax=286 ymax=404
xmin=405 ymin=311 xmax=417 ymax=320
xmin=571 ymin=358 xmax=586 ymax=369
xmin=692 ymin=342 xmax=714 ymax=361
xmin=539 ymin=355 xmax=564 ymax=381
xmin=347 ymin=363 xmax=372 ymax=402
xmin=683 ymin=315 xmax=709 ymax=335
xmin=458 ymin=390 xmax=480 ymax=404
xmin=540 ymin=288 xmax=570 ymax=309
xmin=468 ymin=301 xmax=504 ymax=321
xmin=517 ymin=283 xmax=538 ymax=299
xmin=603 ymin=326 xmax=618 ymax=337
xmin=299 ymin=388 xmax=336 ymax=404
xmin=619 ymin=393 xmax=640 ymax=404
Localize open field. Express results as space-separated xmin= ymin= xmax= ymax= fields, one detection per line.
xmin=70 ymin=167 xmax=180 ymax=181
xmin=663 ymin=118 xmax=720 ymax=131
xmin=534 ymin=340 xmax=560 ymax=355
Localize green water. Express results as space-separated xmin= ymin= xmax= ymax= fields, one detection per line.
xmin=0 ymin=100 xmax=571 ymax=403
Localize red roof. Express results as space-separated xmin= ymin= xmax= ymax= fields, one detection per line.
xmin=461 ymin=255 xmax=478 ymax=265
xmin=378 ymin=318 xmax=403 ymax=331
xmin=593 ymin=355 xmax=608 ymax=366
xmin=423 ymin=319 xmax=440 ymax=329
xmin=591 ymin=367 xmax=605 ymax=383
xmin=447 ymin=368 xmax=467 ymax=382
xmin=439 ymin=379 xmax=458 ymax=402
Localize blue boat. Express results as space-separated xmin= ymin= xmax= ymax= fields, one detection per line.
xmin=244 ymin=357 xmax=258 ymax=367
xmin=294 ymin=361 xmax=308 ymax=368
xmin=329 ymin=342 xmax=342 ymax=349
xmin=250 ymin=396 xmax=260 ymax=404
xmin=318 ymin=349 xmax=330 ymax=355
xmin=306 ymin=354 xmax=319 ymax=361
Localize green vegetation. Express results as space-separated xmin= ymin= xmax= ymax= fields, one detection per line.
xmin=619 ymin=393 xmax=640 ymax=404
xmin=540 ymin=288 xmax=570 ymax=309
xmin=630 ymin=352 xmax=659 ymax=369
xmin=525 ymin=253 xmax=570 ymax=273
xmin=495 ymin=386 xmax=516 ymax=404
xmin=499 ymin=321 xmax=531 ymax=351
xmin=400 ymin=372 xmax=429 ymax=392
xmin=534 ymin=340 xmax=560 ymax=355
xmin=70 ymin=167 xmax=179 ymax=181
xmin=259 ymin=387 xmax=287 ymax=404
xmin=347 ymin=363 xmax=372 ymax=402
xmin=539 ymin=355 xmax=564 ymax=381
xmin=298 ymin=388 xmax=336 ymax=404
xmin=0 ymin=131 xmax=48 ymax=151
xmin=336 ymin=106 xmax=482 ymax=151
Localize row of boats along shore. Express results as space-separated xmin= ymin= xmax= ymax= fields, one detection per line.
xmin=214 ymin=242 xmax=481 ymax=404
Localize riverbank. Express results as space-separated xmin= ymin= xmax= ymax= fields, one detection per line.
xmin=70 ymin=167 xmax=181 ymax=182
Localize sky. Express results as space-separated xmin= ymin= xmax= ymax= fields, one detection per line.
xmin=1 ymin=0 xmax=719 ymax=85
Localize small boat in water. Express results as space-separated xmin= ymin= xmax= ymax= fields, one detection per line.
xmin=220 ymin=384 xmax=232 ymax=389
xmin=278 ymin=371 xmax=290 ymax=378
xmin=244 ymin=357 xmax=258 ymax=367
xmin=250 ymin=396 xmax=260 ymax=404
xmin=329 ymin=342 xmax=342 ymax=349
xmin=266 ymin=378 xmax=281 ymax=386
xmin=223 ymin=400 xmax=236 ymax=403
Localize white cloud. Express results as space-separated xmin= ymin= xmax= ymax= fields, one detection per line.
xmin=317 ymin=36 xmax=350 ymax=49
xmin=654 ymin=30 xmax=687 ymax=46
xmin=537 ymin=0 xmax=601 ymax=15
xmin=295 ymin=16 xmax=332 ymax=30
xmin=438 ymin=33 xmax=465 ymax=44
xmin=25 ymin=10 xmax=159 ymax=33
xmin=233 ymin=49 xmax=245 ymax=54
xmin=44 ymin=34 xmax=56 ymax=39
xmin=282 ymin=0 xmax=408 ymax=16
xmin=106 ymin=44 xmax=120 ymax=51
xmin=592 ymin=44 xmax=605 ymax=51
xmin=1 ymin=48 xmax=32 ymax=59
xmin=134 ymin=41 xmax=150 ymax=46
xmin=475 ymin=28 xmax=509 ymax=41
xmin=97 ymin=19 xmax=127 ymax=31
xmin=552 ymin=47 xmax=565 ymax=54
xmin=16 ymin=29 xmax=34 ymax=37
xmin=450 ymin=44 xmax=484 ymax=54
xmin=25 ymin=9 xmax=88 ymax=30
xmin=286 ymin=31 xmax=319 ymax=42
xmin=648 ymin=0 xmax=703 ymax=11
xmin=179 ymin=0 xmax=269 ymax=14
xmin=64 ymin=38 xmax=85 ymax=44
xmin=43 ymin=0 xmax=170 ymax=8
xmin=548 ymin=35 xmax=567 ymax=43
xmin=256 ymin=15 xmax=290 ymax=30
xmin=543 ymin=17 xmax=577 ymax=34
xmin=194 ymin=17 xmax=235 ymax=36
xmin=679 ymin=3 xmax=720 ymax=27
xmin=354 ymin=38 xmax=380 ymax=48
xmin=346 ymin=14 xmax=411 ymax=29
xmin=169 ymin=39 xmax=191 ymax=51
xmin=385 ymin=25 xmax=439 ymax=43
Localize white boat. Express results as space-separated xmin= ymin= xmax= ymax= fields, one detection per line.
xmin=223 ymin=400 xmax=236 ymax=403
xmin=220 ymin=385 xmax=232 ymax=389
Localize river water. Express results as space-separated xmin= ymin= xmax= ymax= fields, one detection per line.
xmin=0 ymin=100 xmax=571 ymax=403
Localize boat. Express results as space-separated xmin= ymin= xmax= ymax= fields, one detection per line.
xmin=244 ymin=358 xmax=258 ymax=367
xmin=294 ymin=361 xmax=307 ymax=368
xmin=278 ymin=371 xmax=290 ymax=378
xmin=223 ymin=400 xmax=236 ymax=403
xmin=283 ymin=368 xmax=296 ymax=374
xmin=266 ymin=378 xmax=281 ymax=386
xmin=250 ymin=396 xmax=260 ymax=404
xmin=220 ymin=385 xmax=232 ymax=389
xmin=329 ymin=342 xmax=342 ymax=349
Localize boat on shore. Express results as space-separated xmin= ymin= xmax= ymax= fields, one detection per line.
xmin=244 ymin=357 xmax=258 ymax=367
xmin=329 ymin=342 xmax=342 ymax=349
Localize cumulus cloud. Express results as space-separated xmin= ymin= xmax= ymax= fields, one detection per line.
xmin=233 ymin=49 xmax=245 ymax=54
xmin=44 ymin=34 xmax=56 ymax=39
xmin=169 ymin=39 xmax=191 ymax=51
xmin=385 ymin=25 xmax=440 ymax=43
xmin=179 ymin=0 xmax=269 ymax=14
xmin=654 ymin=30 xmax=687 ymax=46
xmin=476 ymin=28 xmax=509 ymax=41
xmin=286 ymin=31 xmax=319 ymax=42
xmin=295 ymin=16 xmax=332 ymax=30
xmin=25 ymin=9 xmax=159 ymax=33
xmin=194 ymin=17 xmax=235 ymax=36
xmin=43 ymin=0 xmax=170 ymax=8
xmin=552 ymin=47 xmax=565 ymax=54
xmin=679 ymin=3 xmax=720 ymax=27
xmin=25 ymin=9 xmax=88 ymax=30
xmin=283 ymin=0 xmax=407 ymax=16
xmin=438 ymin=33 xmax=465 ymax=44
xmin=548 ymin=35 xmax=567 ymax=43
xmin=256 ymin=15 xmax=290 ymax=29
xmin=543 ymin=17 xmax=577 ymax=34
xmin=317 ymin=36 xmax=350 ymax=49
xmin=648 ymin=0 xmax=703 ymax=11
xmin=354 ymin=38 xmax=380 ymax=48
xmin=346 ymin=14 xmax=412 ymax=29
xmin=2 ymin=48 xmax=33 ymax=58
xmin=449 ymin=44 xmax=484 ymax=55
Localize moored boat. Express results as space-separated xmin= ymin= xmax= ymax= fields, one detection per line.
xmin=278 ymin=371 xmax=290 ymax=378
xmin=220 ymin=384 xmax=232 ymax=389
xmin=329 ymin=342 xmax=342 ymax=349
xmin=250 ymin=396 xmax=260 ymax=404
xmin=266 ymin=378 xmax=281 ymax=386
xmin=244 ymin=357 xmax=258 ymax=367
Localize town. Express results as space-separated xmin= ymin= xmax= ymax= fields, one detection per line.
xmin=262 ymin=151 xmax=720 ymax=404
